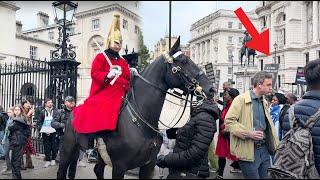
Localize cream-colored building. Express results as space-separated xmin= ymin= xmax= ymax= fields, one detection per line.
xmin=154 ymin=36 xmax=179 ymax=58
xmin=255 ymin=1 xmax=320 ymax=95
xmin=0 ymin=1 xmax=141 ymax=103
xmin=189 ymin=9 xmax=259 ymax=93
xmin=153 ymin=36 xmax=190 ymax=61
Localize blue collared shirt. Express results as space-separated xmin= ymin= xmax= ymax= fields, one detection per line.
xmin=250 ymin=90 xmax=267 ymax=131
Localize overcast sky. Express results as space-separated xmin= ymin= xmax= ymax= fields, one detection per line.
xmin=140 ymin=1 xmax=260 ymax=51
xmin=14 ymin=1 xmax=260 ymax=51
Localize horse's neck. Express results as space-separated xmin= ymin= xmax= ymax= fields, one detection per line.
xmin=130 ymin=58 xmax=168 ymax=129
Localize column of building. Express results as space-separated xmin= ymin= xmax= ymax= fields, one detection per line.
xmin=313 ymin=1 xmax=319 ymax=43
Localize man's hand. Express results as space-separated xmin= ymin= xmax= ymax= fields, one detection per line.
xmin=249 ymin=130 xmax=264 ymax=140
xmin=156 ymin=155 xmax=166 ymax=168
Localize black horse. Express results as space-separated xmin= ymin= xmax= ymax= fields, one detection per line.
xmin=239 ymin=45 xmax=256 ymax=67
xmin=58 ymin=37 xmax=216 ymax=179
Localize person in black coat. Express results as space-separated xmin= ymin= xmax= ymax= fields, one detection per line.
xmin=282 ymin=59 xmax=320 ymax=174
xmin=51 ymin=96 xmax=79 ymax=179
xmin=8 ymin=104 xmax=31 ymax=179
xmin=156 ymin=99 xmax=220 ymax=179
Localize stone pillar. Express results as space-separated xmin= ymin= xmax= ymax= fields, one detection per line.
xmin=210 ymin=38 xmax=214 ymax=64
xmin=196 ymin=43 xmax=200 ymax=65
xmin=200 ymin=42 xmax=203 ymax=65
xmin=194 ymin=44 xmax=198 ymax=64
xmin=313 ymin=1 xmax=319 ymax=42
xmin=302 ymin=2 xmax=308 ymax=44
xmin=207 ymin=40 xmax=210 ymax=65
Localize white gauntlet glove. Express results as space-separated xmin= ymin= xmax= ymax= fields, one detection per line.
xmin=107 ymin=68 xmax=118 ymax=78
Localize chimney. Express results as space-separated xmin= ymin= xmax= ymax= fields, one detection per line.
xmin=37 ymin=11 xmax=49 ymax=27
xmin=16 ymin=21 xmax=22 ymax=33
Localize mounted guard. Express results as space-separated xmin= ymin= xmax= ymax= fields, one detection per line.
xmin=71 ymin=14 xmax=131 ymax=161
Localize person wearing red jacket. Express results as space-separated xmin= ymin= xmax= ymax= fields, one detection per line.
xmin=215 ymin=88 xmax=241 ymax=179
xmin=72 ymin=14 xmax=131 ymax=162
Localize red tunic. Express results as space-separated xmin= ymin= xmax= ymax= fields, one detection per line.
xmin=215 ymin=102 xmax=239 ymax=161
xmin=72 ymin=53 xmax=131 ymax=133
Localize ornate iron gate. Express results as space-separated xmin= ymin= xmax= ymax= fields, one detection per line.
xmin=0 ymin=57 xmax=51 ymax=154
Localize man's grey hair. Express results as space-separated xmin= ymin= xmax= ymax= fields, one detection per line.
xmin=252 ymin=71 xmax=273 ymax=87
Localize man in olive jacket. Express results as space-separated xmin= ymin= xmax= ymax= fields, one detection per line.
xmin=225 ymin=71 xmax=279 ymax=179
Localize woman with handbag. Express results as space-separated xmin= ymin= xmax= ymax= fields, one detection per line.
xmin=215 ymin=88 xmax=241 ymax=179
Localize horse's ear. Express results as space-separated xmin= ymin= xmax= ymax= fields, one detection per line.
xmin=169 ymin=36 xmax=180 ymax=56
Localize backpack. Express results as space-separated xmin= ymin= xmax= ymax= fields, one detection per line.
xmin=268 ymin=108 xmax=320 ymax=179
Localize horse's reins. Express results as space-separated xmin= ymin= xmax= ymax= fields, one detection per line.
xmin=125 ymin=51 xmax=206 ymax=135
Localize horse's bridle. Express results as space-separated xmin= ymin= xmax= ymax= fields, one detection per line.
xmin=124 ymin=51 xmax=208 ymax=135
xmin=163 ymin=51 xmax=207 ymax=101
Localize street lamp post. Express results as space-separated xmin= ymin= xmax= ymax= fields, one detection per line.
xmin=52 ymin=1 xmax=78 ymax=60
xmin=274 ymin=42 xmax=278 ymax=64
xmin=49 ymin=1 xmax=80 ymax=109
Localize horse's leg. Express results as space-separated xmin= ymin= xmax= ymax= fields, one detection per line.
xmin=112 ymin=165 xmax=126 ymax=179
xmin=94 ymin=153 xmax=106 ymax=179
xmin=139 ymin=160 xmax=156 ymax=179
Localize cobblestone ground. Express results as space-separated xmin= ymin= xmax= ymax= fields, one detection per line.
xmin=0 ymin=154 xmax=243 ymax=179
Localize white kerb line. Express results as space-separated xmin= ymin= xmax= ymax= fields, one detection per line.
xmin=92 ymin=38 xmax=120 ymax=85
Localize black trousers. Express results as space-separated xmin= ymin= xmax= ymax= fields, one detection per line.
xmin=57 ymin=135 xmax=79 ymax=179
xmin=42 ymin=133 xmax=59 ymax=161
xmin=218 ymin=157 xmax=226 ymax=176
xmin=88 ymin=134 xmax=95 ymax=149
xmin=10 ymin=144 xmax=25 ymax=179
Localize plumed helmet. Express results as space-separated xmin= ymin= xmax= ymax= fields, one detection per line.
xmin=105 ymin=14 xmax=123 ymax=49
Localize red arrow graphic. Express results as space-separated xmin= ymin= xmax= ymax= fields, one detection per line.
xmin=234 ymin=7 xmax=270 ymax=56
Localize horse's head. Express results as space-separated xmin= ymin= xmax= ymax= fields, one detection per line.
xmin=162 ymin=36 xmax=216 ymax=100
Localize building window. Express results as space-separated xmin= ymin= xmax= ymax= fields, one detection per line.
xmin=30 ymin=46 xmax=37 ymax=59
xmin=228 ymin=67 xmax=232 ymax=74
xmin=306 ymin=52 xmax=309 ymax=64
xmin=135 ymin=25 xmax=139 ymax=34
xmin=239 ymin=37 xmax=243 ymax=43
xmin=278 ymin=75 xmax=281 ymax=89
xmin=228 ymin=49 xmax=233 ymax=62
xmin=48 ymin=32 xmax=54 ymax=40
xmin=277 ymin=56 xmax=281 ymax=64
xmin=318 ymin=50 xmax=320 ymax=58
xmin=283 ymin=29 xmax=286 ymax=45
xmin=238 ymin=23 xmax=242 ymax=29
xmin=228 ymin=22 xmax=233 ymax=29
xmin=94 ymin=49 xmax=100 ymax=56
xmin=228 ymin=36 xmax=233 ymax=43
xmin=123 ymin=19 xmax=128 ymax=29
xmin=263 ymin=16 xmax=267 ymax=28
xmin=283 ymin=14 xmax=286 ymax=21
xmin=260 ymin=59 xmax=263 ymax=70
xmin=92 ymin=19 xmax=100 ymax=30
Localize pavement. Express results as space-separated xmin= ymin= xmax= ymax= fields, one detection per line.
xmin=0 ymin=154 xmax=243 ymax=179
